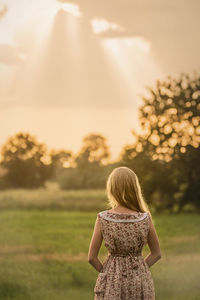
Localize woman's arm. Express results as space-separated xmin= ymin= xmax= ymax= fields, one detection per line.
xmin=88 ymin=215 xmax=104 ymax=272
xmin=144 ymin=214 xmax=162 ymax=268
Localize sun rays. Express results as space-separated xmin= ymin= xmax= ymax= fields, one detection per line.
xmin=0 ymin=0 xmax=164 ymax=160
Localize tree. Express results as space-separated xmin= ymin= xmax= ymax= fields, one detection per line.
xmin=75 ymin=133 xmax=111 ymax=166
xmin=0 ymin=132 xmax=53 ymax=188
xmin=173 ymin=144 xmax=200 ymax=211
xmin=50 ymin=150 xmax=73 ymax=168
xmin=123 ymin=72 xmax=200 ymax=161
xmin=121 ymin=71 xmax=200 ymax=212
xmin=58 ymin=133 xmax=111 ymax=190
xmin=120 ymin=151 xmax=180 ymax=213
xmin=49 ymin=149 xmax=74 ymax=179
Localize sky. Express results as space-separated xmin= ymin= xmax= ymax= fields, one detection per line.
xmin=0 ymin=0 xmax=200 ymax=162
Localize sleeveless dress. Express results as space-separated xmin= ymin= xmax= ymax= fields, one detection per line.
xmin=94 ymin=210 xmax=155 ymax=300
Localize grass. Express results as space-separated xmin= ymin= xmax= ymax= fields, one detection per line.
xmin=0 ymin=183 xmax=107 ymax=211
xmin=0 ymin=186 xmax=199 ymax=299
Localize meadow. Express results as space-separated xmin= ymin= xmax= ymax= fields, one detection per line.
xmin=0 ymin=186 xmax=199 ymax=300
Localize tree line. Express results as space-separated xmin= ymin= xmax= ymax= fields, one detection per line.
xmin=0 ymin=71 xmax=200 ymax=213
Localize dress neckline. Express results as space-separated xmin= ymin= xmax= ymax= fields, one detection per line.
xmin=99 ymin=210 xmax=148 ymax=223
xmin=106 ymin=210 xmax=143 ymax=216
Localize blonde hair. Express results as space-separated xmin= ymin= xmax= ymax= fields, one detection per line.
xmin=106 ymin=166 xmax=150 ymax=213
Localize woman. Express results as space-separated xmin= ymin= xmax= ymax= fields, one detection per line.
xmin=88 ymin=166 xmax=161 ymax=300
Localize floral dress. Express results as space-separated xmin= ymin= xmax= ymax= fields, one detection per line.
xmin=94 ymin=210 xmax=155 ymax=300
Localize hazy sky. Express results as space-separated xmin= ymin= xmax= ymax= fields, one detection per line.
xmin=0 ymin=0 xmax=200 ymax=161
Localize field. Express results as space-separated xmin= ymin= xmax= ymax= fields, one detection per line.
xmin=0 ymin=187 xmax=200 ymax=300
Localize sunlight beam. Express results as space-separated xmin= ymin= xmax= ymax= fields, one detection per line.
xmin=102 ymin=37 xmax=151 ymax=92
xmin=100 ymin=36 xmax=163 ymax=108
xmin=91 ymin=18 xmax=124 ymax=34
xmin=60 ymin=2 xmax=82 ymax=17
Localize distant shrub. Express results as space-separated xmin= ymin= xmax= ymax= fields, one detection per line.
xmin=0 ymin=176 xmax=9 ymax=190
xmin=58 ymin=164 xmax=118 ymax=190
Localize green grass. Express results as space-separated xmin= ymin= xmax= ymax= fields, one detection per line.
xmin=0 ymin=185 xmax=199 ymax=299
xmin=0 ymin=184 xmax=107 ymax=211
xmin=0 ymin=210 xmax=199 ymax=300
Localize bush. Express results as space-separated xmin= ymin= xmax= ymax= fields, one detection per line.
xmin=58 ymin=163 xmax=119 ymax=190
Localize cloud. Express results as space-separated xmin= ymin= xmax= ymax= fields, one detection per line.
xmin=56 ymin=0 xmax=187 ymax=38
xmin=56 ymin=0 xmax=200 ymax=47
xmin=56 ymin=0 xmax=200 ymax=77
xmin=90 ymin=18 xmax=125 ymax=35
xmin=95 ymin=30 xmax=138 ymax=39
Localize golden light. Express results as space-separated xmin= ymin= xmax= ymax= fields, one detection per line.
xmin=164 ymin=124 xmax=172 ymax=134
xmin=0 ymin=0 xmax=165 ymax=160
xmin=149 ymin=134 xmax=160 ymax=146
xmin=180 ymin=147 xmax=186 ymax=153
xmin=99 ymin=36 xmax=154 ymax=103
xmin=60 ymin=2 xmax=82 ymax=17
xmin=91 ymin=18 xmax=124 ymax=34
xmin=123 ymin=37 xmax=150 ymax=54
xmin=0 ymin=1 xmax=82 ymax=45
xmin=90 ymin=16 xmax=152 ymax=100
xmin=168 ymin=138 xmax=177 ymax=148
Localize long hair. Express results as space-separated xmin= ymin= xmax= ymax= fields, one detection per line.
xmin=106 ymin=166 xmax=150 ymax=213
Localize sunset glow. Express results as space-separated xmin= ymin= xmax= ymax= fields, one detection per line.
xmin=0 ymin=0 xmax=199 ymax=161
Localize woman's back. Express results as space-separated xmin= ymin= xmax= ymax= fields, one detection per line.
xmin=98 ymin=210 xmax=149 ymax=255
xmin=94 ymin=210 xmax=155 ymax=299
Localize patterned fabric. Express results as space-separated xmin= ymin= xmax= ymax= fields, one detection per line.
xmin=94 ymin=210 xmax=155 ymax=300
